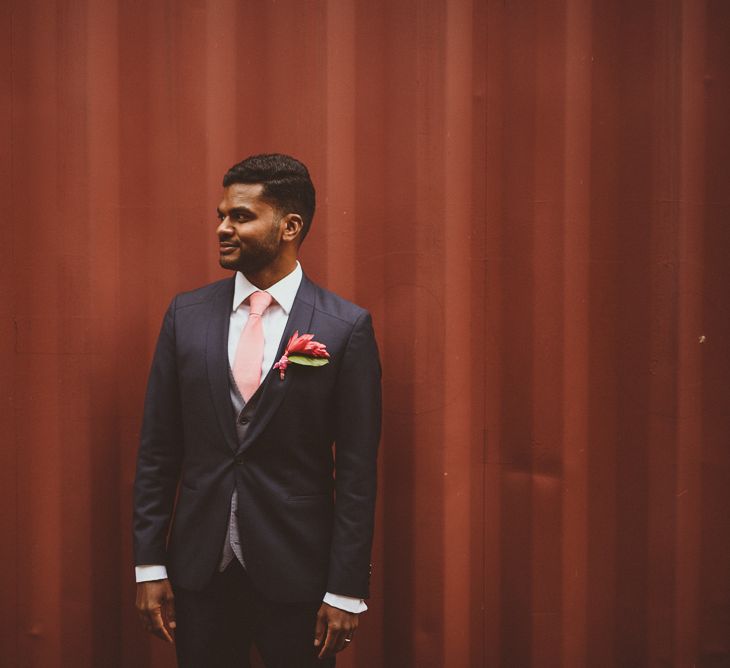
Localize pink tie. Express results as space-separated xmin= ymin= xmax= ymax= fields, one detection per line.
xmin=232 ymin=290 xmax=273 ymax=402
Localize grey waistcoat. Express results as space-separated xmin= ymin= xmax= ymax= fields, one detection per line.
xmin=218 ymin=367 xmax=262 ymax=571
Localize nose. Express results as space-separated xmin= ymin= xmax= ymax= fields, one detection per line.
xmin=217 ymin=216 xmax=233 ymax=238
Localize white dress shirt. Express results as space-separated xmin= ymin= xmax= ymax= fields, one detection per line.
xmin=136 ymin=261 xmax=366 ymax=614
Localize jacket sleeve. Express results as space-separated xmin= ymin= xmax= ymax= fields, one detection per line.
xmin=132 ymin=298 xmax=184 ymax=566
xmin=327 ymin=310 xmax=382 ymax=598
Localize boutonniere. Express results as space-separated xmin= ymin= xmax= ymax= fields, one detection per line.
xmin=273 ymin=331 xmax=330 ymax=380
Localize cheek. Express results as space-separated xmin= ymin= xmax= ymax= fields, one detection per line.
xmin=233 ymin=227 xmax=257 ymax=243
xmin=233 ymin=221 xmax=280 ymax=248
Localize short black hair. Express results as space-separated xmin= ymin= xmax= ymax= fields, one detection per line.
xmin=222 ymin=153 xmax=316 ymax=243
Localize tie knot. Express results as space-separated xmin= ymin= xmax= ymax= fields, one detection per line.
xmin=248 ymin=290 xmax=272 ymax=316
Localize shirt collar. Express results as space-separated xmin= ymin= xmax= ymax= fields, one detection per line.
xmin=232 ymin=261 xmax=303 ymax=315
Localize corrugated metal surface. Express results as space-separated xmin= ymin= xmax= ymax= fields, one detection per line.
xmin=2 ymin=1 xmax=729 ymax=666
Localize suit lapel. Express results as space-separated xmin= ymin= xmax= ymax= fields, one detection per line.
xmin=206 ymin=276 xmax=239 ymax=452
xmin=237 ymin=274 xmax=317 ymax=454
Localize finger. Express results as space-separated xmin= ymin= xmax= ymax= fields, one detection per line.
xmin=313 ymin=607 xmax=327 ymax=648
xmin=151 ymin=607 xmax=174 ymax=643
xmin=318 ymin=623 xmax=343 ymax=659
xmin=339 ymin=616 xmax=358 ymax=651
xmin=165 ymin=593 xmax=177 ymax=631
xmin=342 ymin=630 xmax=356 ymax=651
xmin=139 ymin=607 xmax=156 ymax=634
xmin=338 ymin=624 xmax=357 ymax=653
xmin=334 ymin=632 xmax=350 ymax=654
xmin=140 ymin=608 xmax=163 ymax=639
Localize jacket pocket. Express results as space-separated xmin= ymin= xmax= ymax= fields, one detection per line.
xmin=180 ymin=478 xmax=198 ymax=491
xmin=286 ymin=493 xmax=330 ymax=504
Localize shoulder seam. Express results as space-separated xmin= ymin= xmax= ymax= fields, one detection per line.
xmin=173 ymin=279 xmax=230 ymax=310
xmin=311 ymin=304 xmax=367 ymax=326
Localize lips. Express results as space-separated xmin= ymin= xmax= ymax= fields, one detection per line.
xmin=219 ymin=243 xmax=238 ymax=254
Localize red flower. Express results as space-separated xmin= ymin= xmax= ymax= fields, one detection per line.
xmin=273 ymin=331 xmax=330 ymax=380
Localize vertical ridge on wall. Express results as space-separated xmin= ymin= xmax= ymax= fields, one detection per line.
xmin=675 ymin=1 xmax=705 ymax=664
xmin=57 ymin=1 xmax=93 ymax=665
xmin=204 ymin=0 xmax=238 ymax=285
xmin=4 ymin=2 xmax=730 ymax=667
xmin=0 ymin=0 xmax=17 ymax=664
xmin=85 ymin=0 xmax=124 ymax=662
xmin=351 ymin=3 xmax=388 ymax=665
xmin=470 ymin=5 xmax=489 ymax=666
xmin=531 ymin=2 xmax=566 ymax=664
xmin=561 ymin=0 xmax=591 ymax=666
xmin=586 ymin=1 xmax=621 ymax=662
xmin=699 ymin=1 xmax=730 ymax=662
xmin=13 ymin=1 xmax=64 ymax=664
xmin=498 ymin=2 xmax=537 ymax=665
xmin=647 ymin=2 xmax=681 ymax=662
xmin=325 ymin=0 xmax=356 ymax=299
xmin=443 ymin=1 xmax=473 ymax=666
xmin=482 ymin=2 xmax=505 ymax=665
xmin=620 ymin=4 xmax=656 ymax=661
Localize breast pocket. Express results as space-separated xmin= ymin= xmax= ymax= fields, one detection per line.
xmin=286 ymin=493 xmax=331 ymax=504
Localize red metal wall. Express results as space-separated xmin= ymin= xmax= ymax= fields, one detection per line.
xmin=2 ymin=1 xmax=729 ymax=666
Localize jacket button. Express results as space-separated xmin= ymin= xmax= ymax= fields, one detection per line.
xmin=234 ymin=456 xmax=244 ymax=466
xmin=238 ymin=415 xmax=250 ymax=425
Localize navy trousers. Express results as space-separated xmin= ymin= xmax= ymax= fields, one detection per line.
xmin=172 ymin=561 xmax=336 ymax=668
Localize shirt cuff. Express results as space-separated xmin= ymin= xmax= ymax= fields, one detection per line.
xmin=135 ymin=567 xmax=366 ymax=614
xmin=135 ymin=564 xmax=169 ymax=582
xmin=323 ymin=592 xmax=368 ymax=613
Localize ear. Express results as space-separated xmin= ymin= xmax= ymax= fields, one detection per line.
xmin=281 ymin=213 xmax=304 ymax=243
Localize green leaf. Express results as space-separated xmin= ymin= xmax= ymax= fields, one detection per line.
xmin=288 ymin=354 xmax=329 ymax=367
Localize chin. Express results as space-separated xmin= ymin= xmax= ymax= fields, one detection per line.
xmin=218 ymin=256 xmax=240 ymax=271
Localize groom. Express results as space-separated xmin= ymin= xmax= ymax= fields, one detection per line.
xmin=133 ymin=154 xmax=382 ymax=667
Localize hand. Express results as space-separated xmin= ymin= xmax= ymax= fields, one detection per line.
xmin=135 ymin=579 xmax=176 ymax=643
xmin=313 ymin=602 xmax=359 ymax=659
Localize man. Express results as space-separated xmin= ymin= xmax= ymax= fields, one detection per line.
xmin=133 ymin=154 xmax=382 ymax=667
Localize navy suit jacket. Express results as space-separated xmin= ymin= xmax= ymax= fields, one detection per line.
xmin=133 ymin=273 xmax=382 ymax=602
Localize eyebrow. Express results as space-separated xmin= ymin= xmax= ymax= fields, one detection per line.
xmin=217 ymin=206 xmax=255 ymax=217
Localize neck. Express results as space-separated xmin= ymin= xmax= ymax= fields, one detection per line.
xmin=243 ymin=256 xmax=297 ymax=290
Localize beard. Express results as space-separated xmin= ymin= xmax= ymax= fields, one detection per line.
xmin=219 ymin=223 xmax=281 ymax=274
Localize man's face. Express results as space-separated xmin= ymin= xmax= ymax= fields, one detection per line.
xmin=216 ymin=183 xmax=283 ymax=274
